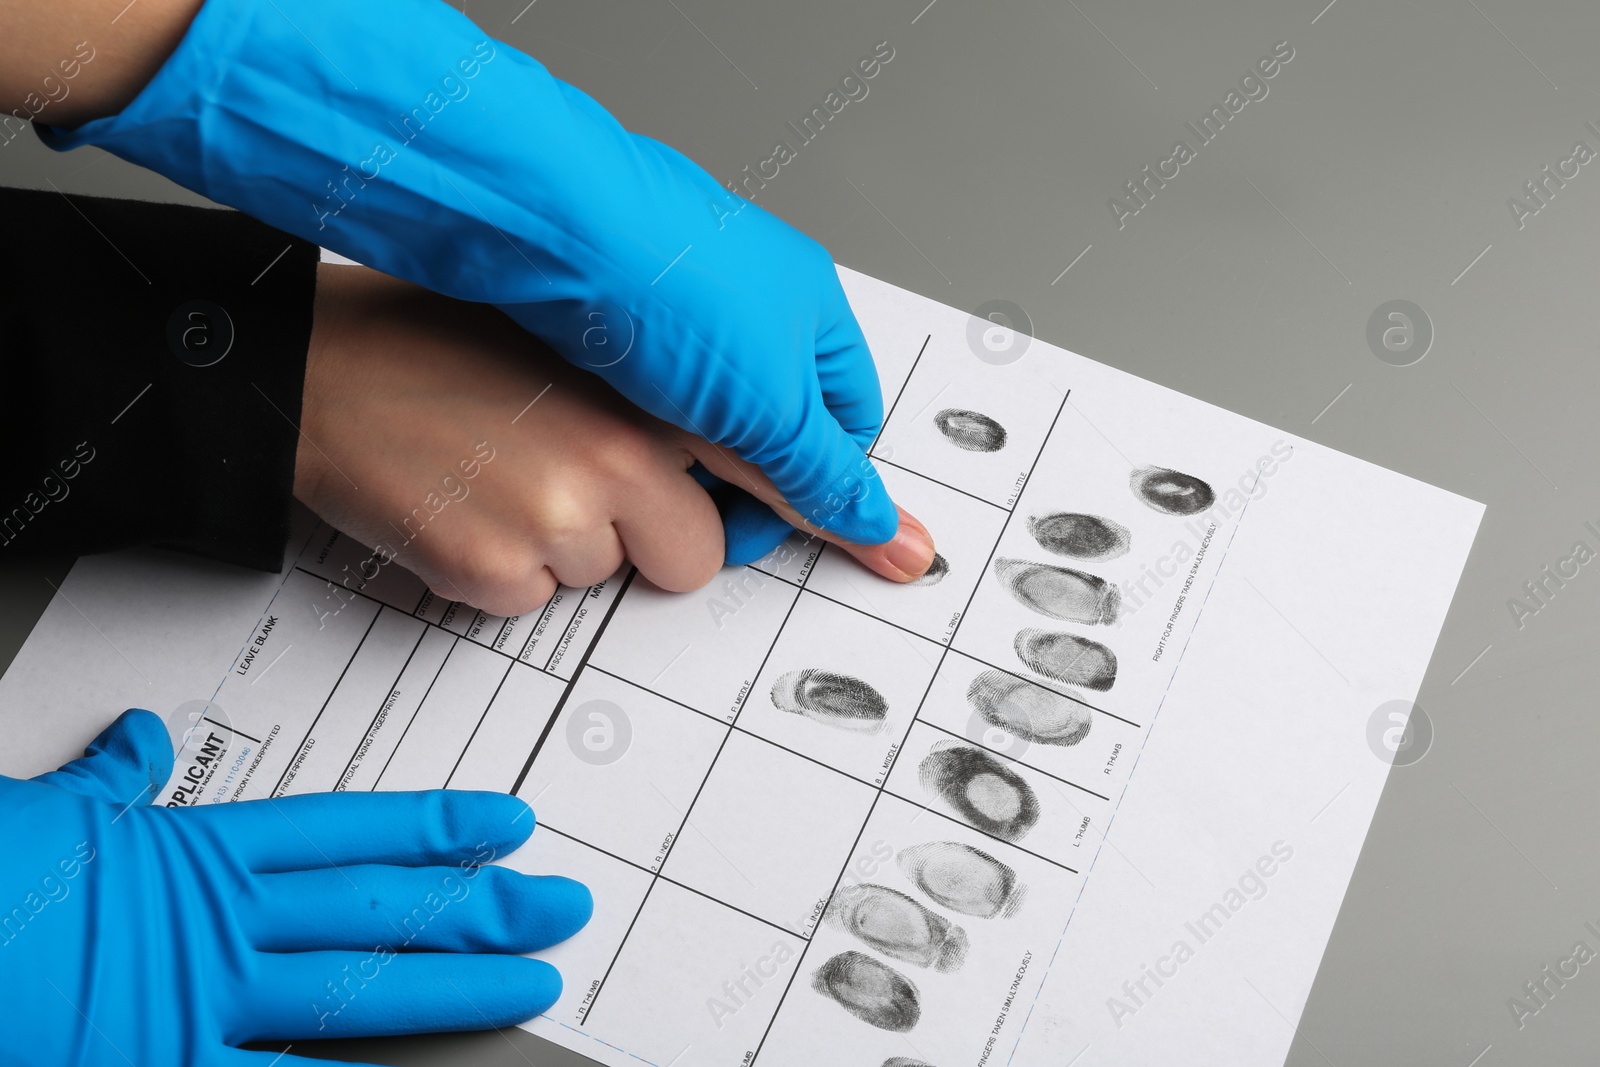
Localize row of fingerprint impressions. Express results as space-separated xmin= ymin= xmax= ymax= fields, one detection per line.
xmin=812 ymin=839 xmax=1025 ymax=1040
xmin=931 ymin=401 xmax=1215 ymax=534
xmin=795 ymin=448 xmax=1216 ymax=1055
xmin=912 ymin=403 xmax=1217 ymax=694
xmin=778 ymin=676 xmax=1062 ymax=857
xmin=777 ymin=667 xmax=1089 ymax=806
xmin=932 ymin=397 xmax=1216 ymax=538
xmin=992 ymin=464 xmax=1215 ymax=693
xmin=772 ymin=468 xmax=1215 ymax=736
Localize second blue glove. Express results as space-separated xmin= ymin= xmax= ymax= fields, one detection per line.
xmin=0 ymin=709 xmax=590 ymax=1066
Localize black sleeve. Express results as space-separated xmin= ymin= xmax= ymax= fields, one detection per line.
xmin=0 ymin=186 xmax=320 ymax=571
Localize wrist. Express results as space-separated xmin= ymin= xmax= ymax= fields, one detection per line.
xmin=2 ymin=0 xmax=202 ymax=129
xmin=297 ymin=260 xmax=363 ymax=506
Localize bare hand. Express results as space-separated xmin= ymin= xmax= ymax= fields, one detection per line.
xmin=295 ymin=265 xmax=935 ymax=617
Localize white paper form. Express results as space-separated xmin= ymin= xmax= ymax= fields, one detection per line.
xmin=0 ymin=267 xmax=1483 ymax=1067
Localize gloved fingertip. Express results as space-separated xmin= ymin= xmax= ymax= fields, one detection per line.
xmin=35 ymin=708 xmax=177 ymax=804
xmin=436 ymin=957 xmax=565 ymax=1029
xmin=514 ymin=959 xmax=564 ymax=1021
xmin=536 ymin=874 xmax=594 ymax=938
xmin=449 ymin=791 xmax=537 ymax=851
xmin=487 ymin=871 xmax=593 ymax=954
xmin=107 ymin=705 xmax=174 ymax=743
xmin=112 ymin=707 xmax=179 ymax=798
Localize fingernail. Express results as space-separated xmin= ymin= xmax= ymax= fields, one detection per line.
xmin=884 ymin=517 xmax=936 ymax=579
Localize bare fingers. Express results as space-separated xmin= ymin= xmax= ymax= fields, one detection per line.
xmin=675 ymin=434 xmax=938 ymax=583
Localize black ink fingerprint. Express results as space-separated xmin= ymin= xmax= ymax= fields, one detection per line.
xmin=1014 ymin=628 xmax=1117 ymax=691
xmin=919 ymin=742 xmax=1040 ymax=841
xmin=896 ymin=841 xmax=1026 ymax=919
xmin=934 ymin=408 xmax=1008 ymax=453
xmin=883 ymin=1060 xmax=935 ymax=1067
xmin=1027 ymin=512 xmax=1130 ymax=561
xmin=1130 ymin=466 xmax=1215 ymax=516
xmin=967 ymin=669 xmax=1092 ymax=746
xmin=771 ymin=669 xmax=888 ymax=734
xmin=992 ymin=558 xmax=1119 ymax=625
xmin=812 ymin=951 xmax=921 ymax=1032
xmin=908 ymin=552 xmax=949 ymax=587
xmin=825 ymin=884 xmax=969 ymax=972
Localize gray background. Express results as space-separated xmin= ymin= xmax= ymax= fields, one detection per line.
xmin=2 ymin=0 xmax=1596 ymax=1063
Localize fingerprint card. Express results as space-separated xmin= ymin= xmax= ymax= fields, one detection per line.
xmin=573 ymin=879 xmax=808 ymax=1064
xmin=870 ymin=327 xmax=1067 ymax=508
xmin=589 ymin=566 xmax=800 ymax=721
xmin=914 ymin=649 xmax=1143 ymax=794
xmin=658 ymin=730 xmax=878 ymax=936
xmin=884 ymin=720 xmax=1111 ymax=871
xmin=736 ymin=591 xmax=942 ymax=786
xmin=520 ymin=668 xmax=726 ymax=871
xmin=514 ymin=268 xmax=1478 ymax=1067
xmin=0 ymin=265 xmax=1482 ymax=1067
xmin=754 ymin=791 xmax=1083 ymax=1067
xmin=749 ymin=526 xmax=824 ymax=585
xmin=951 ymin=385 xmax=1275 ymax=725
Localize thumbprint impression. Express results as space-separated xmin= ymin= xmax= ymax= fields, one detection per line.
xmin=1014 ymin=628 xmax=1117 ymax=691
xmin=1130 ymin=466 xmax=1215 ymax=516
xmin=934 ymin=408 xmax=1008 ymax=453
xmin=771 ymin=669 xmax=888 ymax=734
xmin=896 ymin=841 xmax=1026 ymax=918
xmin=1027 ymin=512 xmax=1130 ymax=561
xmin=919 ymin=742 xmax=1040 ymax=840
xmin=826 ymin=883 xmax=969 ymax=972
xmin=967 ymin=669 xmax=1092 ymax=746
xmin=812 ymin=951 xmax=921 ymax=1031
xmin=992 ymin=558 xmax=1119 ymax=625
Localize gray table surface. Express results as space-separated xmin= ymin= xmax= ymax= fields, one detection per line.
xmin=4 ymin=1 xmax=1597 ymax=1064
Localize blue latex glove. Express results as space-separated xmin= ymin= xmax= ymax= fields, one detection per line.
xmin=0 ymin=709 xmax=590 ymax=1066
xmin=40 ymin=0 xmax=899 ymax=565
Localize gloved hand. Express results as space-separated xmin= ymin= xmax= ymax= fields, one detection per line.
xmin=0 ymin=709 xmax=590 ymax=1066
xmin=40 ymin=0 xmax=925 ymax=571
